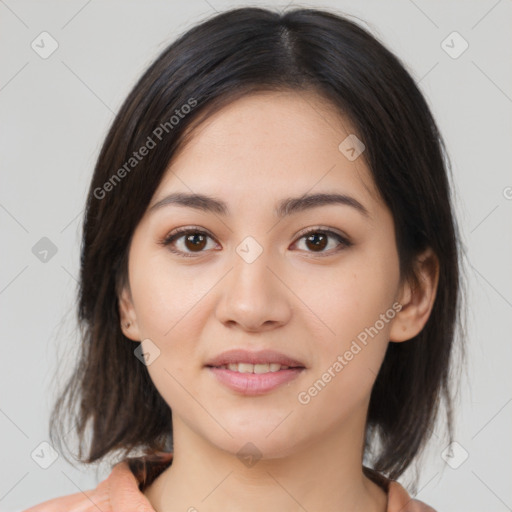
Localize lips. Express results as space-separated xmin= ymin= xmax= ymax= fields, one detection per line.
xmin=204 ymin=348 xmax=306 ymax=369
xmin=208 ymin=366 xmax=304 ymax=395
xmin=205 ymin=349 xmax=306 ymax=395
xmin=216 ymin=362 xmax=290 ymax=373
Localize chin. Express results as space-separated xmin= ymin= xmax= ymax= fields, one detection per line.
xmin=207 ymin=425 xmax=307 ymax=462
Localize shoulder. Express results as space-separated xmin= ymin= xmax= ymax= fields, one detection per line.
xmin=364 ymin=467 xmax=437 ymax=512
xmin=22 ymin=488 xmax=110 ymax=512
xmin=22 ymin=459 xmax=157 ymax=512
xmin=387 ymin=480 xmax=437 ymax=512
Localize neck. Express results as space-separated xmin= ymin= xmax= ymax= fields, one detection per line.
xmin=144 ymin=414 xmax=387 ymax=512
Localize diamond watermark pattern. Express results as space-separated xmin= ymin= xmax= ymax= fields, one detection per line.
xmin=32 ymin=237 xmax=58 ymax=263
xmin=338 ymin=134 xmax=365 ymax=161
xmin=236 ymin=442 xmax=262 ymax=468
xmin=441 ymin=31 xmax=469 ymax=59
xmin=134 ymin=338 xmax=161 ymax=365
xmin=31 ymin=32 xmax=59 ymax=59
xmin=236 ymin=236 xmax=263 ymax=264
xmin=31 ymin=441 xmax=59 ymax=469
xmin=441 ymin=441 xmax=469 ymax=469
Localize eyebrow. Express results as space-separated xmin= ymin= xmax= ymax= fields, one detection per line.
xmin=148 ymin=191 xmax=370 ymax=218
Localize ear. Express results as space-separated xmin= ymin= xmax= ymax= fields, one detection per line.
xmin=118 ymin=283 xmax=142 ymax=341
xmin=389 ymin=247 xmax=439 ymax=343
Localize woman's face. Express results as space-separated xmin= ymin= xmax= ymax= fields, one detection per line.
xmin=120 ymin=90 xmax=409 ymax=458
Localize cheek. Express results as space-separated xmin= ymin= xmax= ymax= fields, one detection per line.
xmin=296 ymin=274 xmax=395 ymax=426
xmin=294 ymin=243 xmax=399 ymax=410
xmin=127 ymin=244 xmax=222 ymax=404
xmin=129 ymin=244 xmax=214 ymax=339
xmin=297 ymin=245 xmax=400 ymax=348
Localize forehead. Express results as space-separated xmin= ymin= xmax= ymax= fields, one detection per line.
xmin=153 ymin=91 xmax=381 ymax=212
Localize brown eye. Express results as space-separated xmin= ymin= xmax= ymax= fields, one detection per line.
xmin=304 ymin=232 xmax=328 ymax=252
xmin=160 ymin=226 xmax=351 ymax=259
xmin=293 ymin=229 xmax=352 ymax=255
xmin=182 ymin=232 xmax=207 ymax=252
xmin=161 ymin=228 xmax=218 ymax=257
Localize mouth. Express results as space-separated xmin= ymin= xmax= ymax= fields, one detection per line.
xmin=206 ymin=362 xmax=303 ymax=373
xmin=204 ymin=348 xmax=306 ymax=370
xmin=204 ymin=349 xmax=306 ymax=395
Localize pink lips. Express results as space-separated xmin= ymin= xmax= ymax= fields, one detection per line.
xmin=205 ymin=348 xmax=306 ymax=368
xmin=207 ymin=366 xmax=304 ymax=395
xmin=205 ymin=349 xmax=306 ymax=396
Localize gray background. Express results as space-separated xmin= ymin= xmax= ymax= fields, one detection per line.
xmin=1 ymin=1 xmax=511 ymax=511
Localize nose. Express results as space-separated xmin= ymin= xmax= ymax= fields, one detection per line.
xmin=215 ymin=249 xmax=292 ymax=332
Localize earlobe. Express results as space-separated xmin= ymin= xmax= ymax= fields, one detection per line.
xmin=389 ymin=247 xmax=439 ymax=343
xmin=118 ymin=285 xmax=141 ymax=341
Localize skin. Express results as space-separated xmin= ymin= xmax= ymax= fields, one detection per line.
xmin=119 ymin=90 xmax=439 ymax=512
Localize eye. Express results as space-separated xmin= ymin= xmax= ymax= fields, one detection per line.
xmin=159 ymin=227 xmax=219 ymax=258
xmin=159 ymin=226 xmax=352 ymax=258
xmin=292 ymin=227 xmax=352 ymax=256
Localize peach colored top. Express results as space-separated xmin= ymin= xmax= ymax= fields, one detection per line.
xmin=23 ymin=452 xmax=436 ymax=512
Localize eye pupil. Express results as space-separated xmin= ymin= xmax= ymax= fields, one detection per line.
xmin=306 ymin=232 xmax=327 ymax=251
xmin=185 ymin=233 xmax=207 ymax=251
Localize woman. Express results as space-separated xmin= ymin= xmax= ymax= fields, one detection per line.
xmin=24 ymin=6 xmax=462 ymax=511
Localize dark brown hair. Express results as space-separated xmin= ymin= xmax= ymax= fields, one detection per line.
xmin=50 ymin=6 xmax=464 ymax=493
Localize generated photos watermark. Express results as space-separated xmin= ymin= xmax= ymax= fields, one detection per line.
xmin=94 ymin=97 xmax=197 ymax=200
xmin=297 ymin=301 xmax=402 ymax=405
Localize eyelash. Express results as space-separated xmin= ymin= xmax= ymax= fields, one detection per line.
xmin=158 ymin=226 xmax=352 ymax=258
